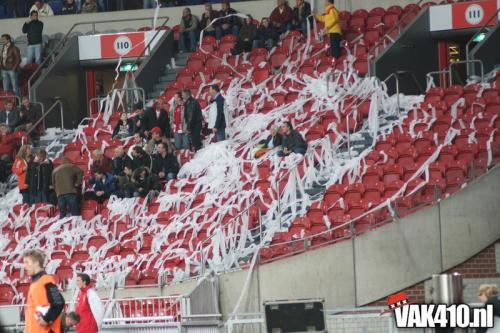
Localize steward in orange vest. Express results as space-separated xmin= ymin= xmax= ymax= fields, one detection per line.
xmin=23 ymin=250 xmax=65 ymax=333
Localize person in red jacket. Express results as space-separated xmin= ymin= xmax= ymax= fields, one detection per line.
xmin=269 ymin=0 xmax=293 ymax=34
xmin=75 ymin=273 xmax=103 ymax=333
xmin=12 ymin=144 xmax=32 ymax=204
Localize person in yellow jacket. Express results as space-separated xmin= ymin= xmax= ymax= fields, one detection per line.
xmin=23 ymin=249 xmax=65 ymax=333
xmin=315 ymin=0 xmax=342 ymax=59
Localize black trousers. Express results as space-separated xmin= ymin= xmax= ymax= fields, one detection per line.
xmin=329 ymin=33 xmax=342 ymax=60
xmin=190 ymin=124 xmax=202 ymax=152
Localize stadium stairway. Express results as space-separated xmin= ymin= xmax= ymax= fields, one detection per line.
xmin=149 ymin=52 xmax=190 ymax=100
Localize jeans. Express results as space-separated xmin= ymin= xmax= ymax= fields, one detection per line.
xmin=174 ymin=132 xmax=190 ymax=150
xmin=179 ymin=31 xmax=198 ymax=52
xmin=1 ymin=70 xmax=19 ymax=96
xmin=253 ymin=39 xmax=275 ymax=50
xmin=26 ymin=44 xmax=42 ymax=65
xmin=204 ymin=28 xmax=222 ymax=41
xmin=330 ymin=33 xmax=342 ymax=60
xmin=189 ymin=125 xmax=202 ymax=151
xmin=215 ymin=128 xmax=226 ymax=142
xmin=222 ymin=25 xmax=239 ymax=36
xmin=58 ymin=193 xmax=80 ymax=218
xmin=143 ymin=0 xmax=157 ymax=8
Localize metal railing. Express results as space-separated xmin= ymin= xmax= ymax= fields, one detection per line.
xmin=426 ymin=59 xmax=485 ymax=90
xmin=27 ymin=16 xmax=170 ymax=100
xmin=465 ymin=7 xmax=500 ymax=77
xmin=367 ymin=0 xmax=426 ymax=75
xmin=449 ymin=59 xmax=484 ymax=86
xmin=383 ymin=70 xmax=423 ymax=112
xmin=26 ymin=99 xmax=64 ymax=137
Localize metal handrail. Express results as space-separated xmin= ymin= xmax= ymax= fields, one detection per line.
xmin=383 ymin=70 xmax=423 ymax=112
xmin=367 ymin=0 xmax=426 ymax=74
xmin=88 ymin=96 xmax=106 ymax=117
xmin=426 ymin=69 xmax=451 ymax=90
xmin=465 ymin=7 xmax=500 ymax=77
xmin=449 ymin=59 xmax=484 ymax=86
xmin=27 ymin=16 xmax=170 ymax=100
xmin=26 ymin=99 xmax=64 ymax=137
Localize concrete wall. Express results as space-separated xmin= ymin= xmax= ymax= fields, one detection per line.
xmin=2 ymin=0 xmax=417 ymax=40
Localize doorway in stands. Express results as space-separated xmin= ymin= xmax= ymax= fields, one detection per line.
xmin=86 ymin=66 xmax=128 ymax=116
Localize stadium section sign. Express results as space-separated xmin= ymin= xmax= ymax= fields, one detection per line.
xmin=78 ymin=30 xmax=166 ymax=61
xmin=429 ymin=0 xmax=499 ymax=31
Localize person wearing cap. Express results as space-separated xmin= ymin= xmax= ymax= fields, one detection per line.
xmin=146 ymin=127 xmax=173 ymax=157
xmin=144 ymin=98 xmax=170 ymax=139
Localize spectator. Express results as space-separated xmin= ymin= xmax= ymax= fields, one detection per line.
xmin=29 ymin=1 xmax=54 ymax=16
xmin=0 ymin=99 xmax=20 ymax=133
xmin=112 ymin=112 xmax=134 ymax=139
xmin=22 ymin=249 xmax=64 ymax=333
xmin=143 ymin=0 xmax=157 ymax=8
xmin=208 ymin=84 xmax=227 ymax=142
xmin=291 ymin=0 xmax=312 ymax=36
xmin=7 ymin=0 xmax=26 ymax=18
xmin=132 ymin=166 xmax=160 ymax=198
xmin=22 ymin=11 xmax=44 ymax=65
xmin=170 ymin=91 xmax=189 ymax=150
xmin=0 ymin=124 xmax=14 ymax=162
xmin=86 ymin=167 xmax=116 ymax=203
xmin=131 ymin=102 xmax=150 ymax=137
xmin=152 ymin=142 xmax=179 ymax=181
xmin=477 ymin=284 xmax=500 ymax=333
xmin=219 ymin=1 xmax=240 ymax=36
xmin=81 ymin=0 xmax=99 ymax=13
xmin=200 ymin=3 xmax=221 ymax=40
xmin=131 ymin=146 xmax=152 ymax=171
xmin=178 ymin=7 xmax=199 ymax=53
xmin=12 ymin=144 xmax=32 ymax=204
xmin=116 ymin=164 xmax=135 ymax=198
xmin=26 ymin=148 xmax=54 ymax=204
xmin=61 ymin=312 xmax=80 ymax=333
xmin=278 ymin=121 xmax=307 ymax=156
xmin=17 ymin=96 xmax=43 ymax=140
xmin=75 ymin=273 xmax=104 ymax=333
xmin=61 ymin=0 xmax=78 ymax=15
xmin=315 ymin=0 xmax=341 ymax=59
xmin=52 ymin=156 xmax=83 ymax=218
xmin=253 ymin=17 xmax=278 ymax=50
xmin=269 ymin=0 xmax=292 ymax=34
xmin=230 ymin=15 xmax=257 ymax=55
xmin=0 ymin=34 xmax=21 ymax=97
xmin=146 ymin=127 xmax=172 ymax=156
xmin=127 ymin=132 xmax=146 ymax=158
xmin=253 ymin=126 xmax=282 ymax=158
xmin=112 ymin=146 xmax=132 ymax=176
xmin=182 ymin=89 xmax=203 ymax=152
xmin=90 ymin=149 xmax=112 ymax=174
xmin=145 ymin=98 xmax=170 ymax=139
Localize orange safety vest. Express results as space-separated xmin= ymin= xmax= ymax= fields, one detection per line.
xmin=25 ymin=274 xmax=62 ymax=333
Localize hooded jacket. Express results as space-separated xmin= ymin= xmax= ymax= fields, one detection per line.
xmin=315 ymin=3 xmax=341 ymax=34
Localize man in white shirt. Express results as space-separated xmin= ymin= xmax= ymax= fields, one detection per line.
xmin=30 ymin=1 xmax=54 ymax=17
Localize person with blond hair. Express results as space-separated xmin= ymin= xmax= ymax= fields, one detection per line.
xmin=12 ymin=144 xmax=32 ymax=204
xmin=478 ymin=284 xmax=500 ymax=333
xmin=22 ymin=249 xmax=64 ymax=333
xmin=90 ymin=148 xmax=112 ymax=174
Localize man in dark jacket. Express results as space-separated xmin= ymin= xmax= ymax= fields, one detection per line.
xmin=112 ymin=146 xmax=132 ymax=176
xmin=179 ymin=7 xmax=199 ymax=53
xmin=152 ymin=142 xmax=179 ymax=181
xmin=52 ymin=157 xmax=83 ymax=218
xmin=27 ymin=149 xmax=54 ymax=204
xmin=131 ymin=146 xmax=152 ymax=171
xmin=116 ymin=164 xmax=135 ymax=198
xmin=144 ymin=98 xmax=170 ymax=139
xmin=209 ymin=84 xmax=227 ymax=142
xmin=230 ymin=16 xmax=257 ymax=55
xmin=133 ymin=166 xmax=160 ymax=198
xmin=61 ymin=311 xmax=80 ymax=333
xmin=17 ymin=96 xmax=43 ymax=140
xmin=219 ymin=1 xmax=240 ymax=36
xmin=0 ymin=99 xmax=20 ymax=133
xmin=200 ymin=3 xmax=221 ymax=40
xmin=253 ymin=17 xmax=279 ymax=50
xmin=278 ymin=121 xmax=307 ymax=156
xmin=86 ymin=166 xmax=116 ymax=204
xmin=22 ymin=11 xmax=44 ymax=64
xmin=182 ymin=89 xmax=203 ymax=152
xmin=0 ymin=34 xmax=21 ymax=97
xmin=269 ymin=0 xmax=293 ymax=34
xmin=291 ymin=0 xmax=312 ymax=36
xmin=132 ymin=102 xmax=151 ymax=138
